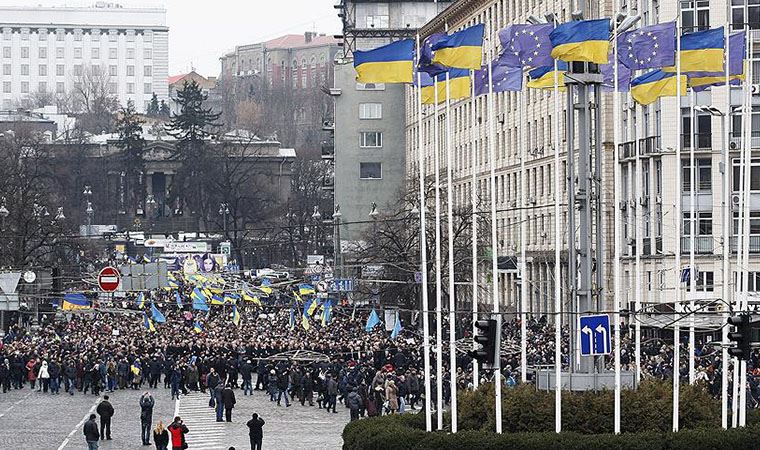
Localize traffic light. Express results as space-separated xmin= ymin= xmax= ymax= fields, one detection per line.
xmin=469 ymin=318 xmax=499 ymax=367
xmin=727 ymin=314 xmax=753 ymax=361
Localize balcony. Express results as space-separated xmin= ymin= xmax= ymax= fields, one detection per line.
xmin=729 ymin=131 xmax=760 ymax=150
xmin=730 ymin=236 xmax=760 ymax=253
xmin=680 ymin=236 xmax=714 ymax=254
xmin=618 ymin=141 xmax=636 ymax=160
xmin=681 ymin=133 xmax=712 ymax=150
xmin=638 ymin=136 xmax=661 ymax=155
xmin=321 ymin=140 xmax=334 ymax=160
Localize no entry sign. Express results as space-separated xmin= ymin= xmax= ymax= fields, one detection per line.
xmin=98 ymin=266 xmax=121 ymax=292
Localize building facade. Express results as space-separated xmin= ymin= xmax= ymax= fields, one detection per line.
xmin=332 ymin=0 xmax=450 ymax=249
xmin=168 ymin=71 xmax=217 ymax=115
xmin=0 ymin=3 xmax=168 ymax=112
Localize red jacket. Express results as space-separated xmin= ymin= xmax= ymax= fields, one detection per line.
xmin=168 ymin=422 xmax=188 ymax=448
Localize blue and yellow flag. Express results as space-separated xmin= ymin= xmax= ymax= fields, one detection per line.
xmin=631 ymin=69 xmax=687 ymax=105
xmin=175 ymin=291 xmax=183 ymax=307
xmin=62 ymin=293 xmax=91 ymax=311
xmin=527 ymin=61 xmax=568 ymax=90
xmin=193 ymin=321 xmax=204 ymax=334
xmin=421 ymin=69 xmax=471 ymax=104
xmin=150 ymin=303 xmax=166 ymax=323
xmin=307 ymin=298 xmax=320 ymax=316
xmin=550 ymin=18 xmax=610 ymax=64
xmin=301 ymin=299 xmax=312 ymax=331
xmin=354 ymin=39 xmax=414 ymax=83
xmin=211 ymin=293 xmax=225 ymax=305
xmin=322 ymin=299 xmax=332 ymax=326
xmin=136 ymin=292 xmax=145 ymax=309
xmin=289 ymin=307 xmax=295 ymax=330
xmin=143 ymin=312 xmax=156 ymax=332
xmin=142 ymin=254 xmax=151 ymax=263
xmin=431 ymin=23 xmax=485 ymax=70
xmin=665 ymin=27 xmax=724 ymax=73
xmin=242 ymin=290 xmax=262 ymax=306
xmin=299 ymin=284 xmax=315 ymax=295
xmin=191 ymin=287 xmax=209 ymax=311
xmin=231 ymin=305 xmax=241 ymax=327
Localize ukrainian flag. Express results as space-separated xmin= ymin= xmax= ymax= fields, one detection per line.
xmin=665 ymin=27 xmax=725 ymax=73
xmin=354 ymin=39 xmax=414 ymax=83
xmin=550 ymin=18 xmax=610 ymax=64
xmin=193 ymin=321 xmax=204 ymax=334
xmin=322 ymin=299 xmax=332 ymax=326
xmin=689 ymin=74 xmax=743 ymax=92
xmin=631 ymin=69 xmax=687 ymax=105
xmin=527 ymin=62 xmax=568 ymax=90
xmin=231 ymin=305 xmax=241 ymax=326
xmin=421 ymin=69 xmax=471 ymax=104
xmin=143 ymin=312 xmax=156 ymax=332
xmin=257 ymin=285 xmax=273 ymax=296
xmin=431 ymin=23 xmax=485 ymax=70
xmin=62 ymin=293 xmax=91 ymax=311
xmin=299 ymin=284 xmax=315 ymax=295
xmin=211 ymin=294 xmax=225 ymax=305
xmin=136 ymin=292 xmax=145 ymax=309
xmin=301 ymin=299 xmax=311 ymax=331
xmin=307 ymin=298 xmax=320 ymax=316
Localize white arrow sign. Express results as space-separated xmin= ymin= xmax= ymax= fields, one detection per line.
xmin=595 ymin=324 xmax=608 ymax=354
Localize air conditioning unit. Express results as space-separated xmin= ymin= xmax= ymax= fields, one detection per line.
xmin=732 ymin=194 xmax=741 ymax=206
xmin=498 ymin=113 xmax=505 ymax=124
xmin=540 ymin=232 xmax=548 ymax=239
xmin=628 ymin=199 xmax=636 ymax=209
xmin=752 ymin=84 xmax=760 ymax=95
xmin=619 ymin=200 xmax=627 ymax=211
xmin=627 ymin=238 xmax=635 ymax=246
xmin=730 ymin=141 xmax=738 ymax=150
xmin=639 ymin=196 xmax=648 ymax=207
xmin=529 ymin=197 xmax=537 ymax=205
xmin=655 ymin=196 xmax=663 ymax=205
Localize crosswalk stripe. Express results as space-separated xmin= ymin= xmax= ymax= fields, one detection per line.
xmin=178 ymin=392 xmax=229 ymax=450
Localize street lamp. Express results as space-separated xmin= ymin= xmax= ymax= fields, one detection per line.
xmin=311 ymin=206 xmax=322 ymax=221
xmin=368 ymin=202 xmax=380 ymax=220
xmin=219 ymin=202 xmax=230 ymax=234
xmin=0 ymin=197 xmax=8 ymax=229
xmin=85 ymin=201 xmax=94 ymax=238
xmin=333 ymin=204 xmax=342 ymax=277
xmin=55 ymin=207 xmax=65 ymax=221
xmin=311 ymin=206 xmax=322 ymax=255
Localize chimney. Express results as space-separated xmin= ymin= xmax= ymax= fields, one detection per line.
xmin=305 ymin=31 xmax=314 ymax=43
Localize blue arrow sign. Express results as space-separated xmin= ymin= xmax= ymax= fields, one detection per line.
xmin=579 ymin=314 xmax=611 ymax=356
xmin=329 ymin=278 xmax=354 ymax=292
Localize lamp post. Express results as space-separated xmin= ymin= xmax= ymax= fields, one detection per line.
xmin=311 ymin=206 xmax=322 ymax=255
xmin=369 ymin=202 xmax=380 ymax=234
xmin=54 ymin=207 xmax=65 ymax=221
xmin=85 ymin=201 xmax=94 ymax=238
xmin=219 ymin=202 xmax=230 ymax=234
xmin=145 ymin=194 xmax=157 ymax=232
xmin=333 ymin=204 xmax=342 ymax=278
xmin=0 ymin=197 xmax=8 ymax=230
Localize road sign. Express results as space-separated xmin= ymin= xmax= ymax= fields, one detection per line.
xmin=414 ymin=272 xmax=423 ymax=284
xmin=579 ymin=314 xmax=611 ymax=356
xmin=98 ymin=266 xmax=121 ymax=292
xmin=330 ymin=278 xmax=354 ymax=292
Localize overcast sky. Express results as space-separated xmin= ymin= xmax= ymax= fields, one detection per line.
xmin=0 ymin=0 xmax=342 ymax=76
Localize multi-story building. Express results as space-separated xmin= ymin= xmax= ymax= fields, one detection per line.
xmin=0 ymin=3 xmax=168 ymax=112
xmin=332 ymin=0 xmax=450 ymax=250
xmin=406 ymin=0 xmax=760 ymax=321
xmin=168 ymin=71 xmax=217 ymax=115
xmin=218 ymin=32 xmax=340 ymax=158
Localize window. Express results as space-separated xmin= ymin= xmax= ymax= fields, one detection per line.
xmin=127 ymin=82 xmax=134 ymax=94
xmin=2 ymin=82 xmax=10 ymax=93
xmin=683 ymin=212 xmax=713 ymax=236
xmin=732 ymin=158 xmax=760 ymax=191
xmin=38 ymin=81 xmax=47 ymax=93
xmin=356 ymin=82 xmax=385 ymax=91
xmin=74 ymin=65 xmax=83 ymax=76
xmin=91 ymin=48 xmax=100 ymax=59
xmin=109 ymin=32 xmax=117 ymax=42
xmin=127 ymin=65 xmax=135 ymax=76
xmin=92 ymin=65 xmax=101 ymax=75
xmin=733 ymin=211 xmax=760 ymax=235
xmin=696 ymin=271 xmax=714 ymax=292
xmin=56 ymin=47 xmax=64 ymax=59
xmin=732 ymin=0 xmax=760 ymax=30
xmin=144 ymin=83 xmax=152 ymax=94
xmin=359 ymin=103 xmax=382 ymax=119
xmin=109 ymin=65 xmax=117 ymax=76
xmin=681 ymin=0 xmax=710 ymax=32
xmin=109 ymin=48 xmax=117 ymax=59
xmin=108 ymin=82 xmax=117 ymax=94
xmin=360 ymin=162 xmax=382 ymax=179
xmin=38 ymin=31 xmax=47 ymax=41
xmin=91 ymin=32 xmax=100 ymax=42
xmin=2 ymin=64 xmax=9 ymax=76
xmin=38 ymin=65 xmax=46 ymax=76
xmin=38 ymin=47 xmax=47 ymax=59
xmin=73 ymin=31 xmax=82 ymax=42
xmin=360 ymin=131 xmax=383 ymax=148
xmin=20 ymin=47 xmax=29 ymax=58
xmin=681 ymin=158 xmax=712 ymax=192
xmin=127 ymin=48 xmax=134 ymax=59
xmin=20 ymin=64 xmax=28 ymax=76
xmin=144 ymin=66 xmax=152 ymax=77
xmin=56 ymin=82 xmax=64 ymax=93
xmin=20 ymin=81 xmax=28 ymax=93
xmin=56 ymin=64 xmax=64 ymax=76
xmin=144 ymin=48 xmax=152 ymax=59
xmin=2 ymin=47 xmax=9 ymax=58
xmin=74 ymin=47 xmax=82 ymax=59
xmin=144 ymin=31 xmax=153 ymax=42
xmin=681 ymin=109 xmax=712 ymax=148
xmin=56 ymin=31 xmax=64 ymax=42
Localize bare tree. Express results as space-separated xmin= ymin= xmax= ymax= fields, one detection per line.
xmin=66 ymin=65 xmax=120 ymax=134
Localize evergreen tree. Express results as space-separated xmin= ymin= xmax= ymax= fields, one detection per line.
xmin=115 ymin=100 xmax=146 ymax=211
xmin=165 ymin=80 xmax=221 ymax=153
xmin=159 ymin=100 xmax=170 ymax=117
xmin=147 ymin=93 xmax=160 ymax=116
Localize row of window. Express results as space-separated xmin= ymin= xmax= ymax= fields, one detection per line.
xmin=1 ymin=81 xmax=152 ymax=95
xmin=2 ymin=46 xmax=152 ymax=60
xmin=679 ymin=158 xmax=760 ymax=193
xmin=2 ymin=63 xmax=152 ymax=77
xmin=2 ymin=29 xmax=154 ymax=42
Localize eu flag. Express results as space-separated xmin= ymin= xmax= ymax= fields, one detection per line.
xmin=499 ymin=23 xmax=554 ymax=68
xmin=550 ymin=19 xmax=611 ymax=64
xmin=601 ymin=54 xmax=632 ymax=92
xmin=474 ymin=51 xmax=523 ymax=96
xmin=354 ymin=39 xmax=414 ymax=83
xmin=618 ymin=22 xmax=676 ymax=70
xmin=431 ymin=23 xmax=485 ymax=70
xmin=418 ymin=33 xmax=448 ymax=76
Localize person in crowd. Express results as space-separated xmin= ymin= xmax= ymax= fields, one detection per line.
xmin=347 ymin=386 xmax=361 ymax=422
xmin=153 ymin=420 xmax=170 ymax=450
xmin=140 ymin=391 xmax=155 ymax=446
xmin=168 ymin=416 xmax=189 ymax=450
xmin=83 ymin=413 xmax=100 ymax=450
xmin=96 ymin=394 xmax=114 ymax=440
xmin=385 ymin=380 xmax=399 ymax=415
xmin=246 ymin=413 xmax=265 ymax=450
xmin=222 ymin=383 xmax=237 ymax=422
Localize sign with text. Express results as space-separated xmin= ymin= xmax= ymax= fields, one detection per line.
xmin=165 ymin=242 xmax=209 ymax=253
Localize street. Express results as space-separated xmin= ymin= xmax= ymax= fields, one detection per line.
xmin=0 ymin=386 xmax=346 ymax=449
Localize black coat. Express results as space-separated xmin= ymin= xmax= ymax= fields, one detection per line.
xmin=153 ymin=429 xmax=169 ymax=446
xmin=247 ymin=417 xmax=265 ymax=439
xmin=140 ymin=394 xmax=155 ymax=420
xmin=83 ymin=418 xmax=100 ymax=442
xmin=96 ymin=400 xmax=114 ymax=419
xmin=221 ymin=387 xmax=236 ymax=409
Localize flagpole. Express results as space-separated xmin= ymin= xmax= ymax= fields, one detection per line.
xmin=486 ymin=24 xmax=502 ymax=435
xmin=433 ymin=71 xmax=444 ymax=431
xmin=519 ymin=85 xmax=528 ymax=384
xmin=634 ymin=0 xmax=643 ymax=392
xmin=673 ymin=9 xmax=682 ymax=433
xmin=445 ymin=69 xmax=458 ymax=434
xmin=720 ymin=20 xmax=730 ymax=430
xmin=552 ymin=35 xmax=562 ymax=437
xmin=612 ymin=14 xmax=622 ymax=435
xmin=688 ymin=87 xmax=696 ymax=386
xmin=416 ymin=33 xmax=433 ymax=433
xmin=470 ymin=69 xmax=480 ymax=390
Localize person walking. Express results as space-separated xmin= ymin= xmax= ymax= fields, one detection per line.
xmin=385 ymin=380 xmax=399 ymax=415
xmin=96 ymin=395 xmax=114 ymax=440
xmin=246 ymin=413 xmax=265 ymax=450
xmin=153 ymin=420 xmax=170 ymax=450
xmin=168 ymin=416 xmax=189 ymax=450
xmin=222 ymin=383 xmax=236 ymax=422
xmin=206 ymin=368 xmax=220 ymax=407
xmin=325 ymin=373 xmax=338 ymax=413
xmin=214 ymin=383 xmax=225 ymax=422
xmin=347 ymin=387 xmax=361 ymax=422
xmin=140 ymin=391 xmax=155 ymax=445
xmin=38 ymin=360 xmax=50 ymax=393
xmin=83 ymin=413 xmax=100 ymax=450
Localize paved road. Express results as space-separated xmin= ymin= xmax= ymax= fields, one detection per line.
xmin=0 ymin=385 xmax=347 ymax=449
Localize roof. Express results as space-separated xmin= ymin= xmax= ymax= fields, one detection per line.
xmin=264 ymin=34 xmax=340 ymax=50
xmin=167 ymin=73 xmax=187 ymax=84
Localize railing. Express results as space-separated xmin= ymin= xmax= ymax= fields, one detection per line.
xmin=729 ymin=131 xmax=760 ymax=150
xmin=618 ymin=141 xmax=636 ymax=160
xmin=680 ymin=236 xmax=714 ymax=254
xmin=730 ymin=236 xmax=760 ymax=253
xmin=681 ymin=133 xmax=712 ymax=150
xmin=638 ymin=136 xmax=661 ymax=155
